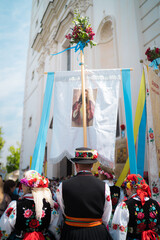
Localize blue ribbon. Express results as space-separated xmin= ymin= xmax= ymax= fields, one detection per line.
xmin=137 ymin=100 xmax=146 ymax=177
xmin=149 ymin=57 xmax=160 ymax=70
xmin=122 ymin=69 xmax=137 ymax=174
xmin=31 ymin=72 xmax=54 ymax=174
xmin=51 ymin=40 xmax=89 ymax=57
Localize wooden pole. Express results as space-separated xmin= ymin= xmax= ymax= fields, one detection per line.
xmin=80 ymin=50 xmax=87 ymax=147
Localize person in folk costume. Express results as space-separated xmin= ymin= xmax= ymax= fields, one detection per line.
xmin=0 ymin=177 xmax=11 ymax=217
xmin=56 ymin=147 xmax=113 ymax=240
xmin=0 ymin=170 xmax=61 ymax=240
xmin=110 ymin=174 xmax=160 ymax=240
xmin=98 ymin=165 xmax=124 ymax=216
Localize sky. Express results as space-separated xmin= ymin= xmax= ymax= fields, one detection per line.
xmin=0 ymin=0 xmax=32 ymax=166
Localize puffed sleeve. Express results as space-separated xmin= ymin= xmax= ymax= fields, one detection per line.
xmin=0 ymin=201 xmax=17 ymax=239
xmin=102 ymin=183 xmax=112 ymax=226
xmin=49 ymin=183 xmax=64 ymax=240
xmin=110 ymin=201 xmax=129 ymax=240
xmin=56 ymin=182 xmax=65 ymax=215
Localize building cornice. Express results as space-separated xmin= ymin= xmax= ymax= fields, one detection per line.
xmin=31 ymin=0 xmax=93 ymax=52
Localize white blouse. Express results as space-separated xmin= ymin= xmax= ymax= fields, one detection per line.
xmin=110 ymin=195 xmax=150 ymax=240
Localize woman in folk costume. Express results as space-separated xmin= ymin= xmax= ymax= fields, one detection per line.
xmin=98 ymin=165 xmax=124 ymax=215
xmin=57 ymin=147 xmax=113 ymax=240
xmin=0 ymin=177 xmax=11 ymax=217
xmin=0 ymin=170 xmax=61 ymax=240
xmin=110 ymin=174 xmax=160 ymax=240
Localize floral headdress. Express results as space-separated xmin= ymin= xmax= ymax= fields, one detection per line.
xmin=20 ymin=170 xmax=49 ymax=188
xmin=65 ymin=11 xmax=96 ymax=49
xmin=71 ymin=147 xmax=98 ymax=164
xmin=123 ymin=174 xmax=151 ymax=205
xmin=98 ymin=165 xmax=114 ymax=180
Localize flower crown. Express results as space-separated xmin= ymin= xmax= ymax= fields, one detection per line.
xmin=20 ymin=170 xmax=49 ymax=188
xmin=98 ymin=166 xmax=114 ymax=180
xmin=75 ymin=149 xmax=98 ymax=159
xmin=122 ymin=174 xmax=145 ymax=189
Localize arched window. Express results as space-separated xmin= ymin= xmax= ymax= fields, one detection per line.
xmin=96 ymin=16 xmax=118 ymax=69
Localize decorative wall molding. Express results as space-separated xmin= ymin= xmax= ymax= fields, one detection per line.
xmin=96 ymin=15 xmax=115 ymax=44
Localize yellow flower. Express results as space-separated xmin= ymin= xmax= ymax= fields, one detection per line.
xmin=127 ymin=182 xmax=131 ymax=189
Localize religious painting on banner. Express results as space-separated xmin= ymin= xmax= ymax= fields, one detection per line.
xmin=114 ymin=138 xmax=128 ymax=179
xmin=72 ymin=88 xmax=97 ymax=127
xmin=147 ymin=67 xmax=160 ymax=172
xmin=49 ymin=69 xmax=120 ymax=169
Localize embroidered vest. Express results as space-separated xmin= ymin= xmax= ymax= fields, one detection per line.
xmin=62 ymin=172 xmax=105 ymax=218
xmin=126 ymin=198 xmax=160 ymax=239
xmin=14 ymin=198 xmax=51 ymax=236
xmin=110 ymin=185 xmax=120 ymax=214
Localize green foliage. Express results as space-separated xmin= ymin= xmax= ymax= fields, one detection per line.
xmin=0 ymin=127 xmax=5 ymax=158
xmin=6 ymin=143 xmax=20 ymax=173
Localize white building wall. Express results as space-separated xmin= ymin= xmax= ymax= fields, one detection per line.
xmin=20 ymin=0 xmax=160 ymax=178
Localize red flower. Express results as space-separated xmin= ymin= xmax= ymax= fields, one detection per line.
xmin=6 ymin=207 xmax=13 ymax=217
xmin=65 ymin=34 xmax=72 ymax=39
xmin=149 ymin=133 xmax=154 ymax=139
xmin=145 ymin=48 xmax=150 ymax=55
xmin=41 ymin=210 xmax=45 ymax=218
xmin=28 ymin=179 xmax=34 ymax=186
xmin=119 ymin=225 xmax=126 ymax=232
xmin=112 ymin=197 xmax=118 ymax=205
xmin=76 ymin=152 xmax=79 ymax=157
xmin=29 ymin=219 xmax=40 ymax=228
xmin=137 ymin=222 xmax=146 ymax=232
xmin=39 ymin=180 xmax=44 ymax=187
xmin=54 ymin=202 xmax=59 ymax=210
xmin=145 ymin=47 xmax=160 ymax=62
xmin=153 ymin=187 xmax=158 ymax=193
xmin=148 ymin=222 xmax=156 ymax=229
xmin=149 ymin=212 xmax=156 ymax=218
xmin=24 ymin=209 xmax=33 ymax=218
xmin=113 ymin=224 xmax=118 ymax=230
xmin=137 ymin=212 xmax=144 ymax=219
xmin=106 ymin=195 xmax=110 ymax=201
xmin=0 ymin=230 xmax=3 ymax=238
xmin=120 ymin=124 xmax=125 ymax=130
xmin=82 ymin=153 xmax=87 ymax=158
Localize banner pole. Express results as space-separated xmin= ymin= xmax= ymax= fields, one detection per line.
xmin=80 ymin=50 xmax=87 ymax=147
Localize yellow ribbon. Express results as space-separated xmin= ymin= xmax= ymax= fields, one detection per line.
xmin=116 ymin=69 xmax=146 ymax=186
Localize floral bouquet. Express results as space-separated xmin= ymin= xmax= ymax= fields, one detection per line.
xmin=145 ymin=47 xmax=160 ymax=71
xmin=145 ymin=47 xmax=160 ymax=62
xmin=65 ymin=11 xmax=96 ymax=49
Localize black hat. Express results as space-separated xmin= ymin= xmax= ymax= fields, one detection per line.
xmin=71 ymin=147 xmax=98 ymax=164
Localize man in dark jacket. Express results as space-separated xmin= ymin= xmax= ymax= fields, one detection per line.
xmin=57 ymin=147 xmax=113 ymax=240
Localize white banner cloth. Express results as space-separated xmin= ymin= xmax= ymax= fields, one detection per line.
xmin=144 ymin=65 xmax=160 ymax=202
xmin=49 ymin=69 xmax=120 ymax=168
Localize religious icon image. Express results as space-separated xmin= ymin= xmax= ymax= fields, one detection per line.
xmin=72 ymin=88 xmax=97 ymax=127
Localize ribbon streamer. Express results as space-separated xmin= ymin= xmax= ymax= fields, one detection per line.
xmin=149 ymin=57 xmax=160 ymax=70
xmin=122 ymin=69 xmax=137 ymax=174
xmin=31 ymin=73 xmax=54 ymax=174
xmin=137 ymin=100 xmax=146 ymax=176
xmin=51 ymin=40 xmax=89 ymax=57
xmin=116 ymin=69 xmax=146 ymax=186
